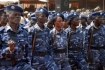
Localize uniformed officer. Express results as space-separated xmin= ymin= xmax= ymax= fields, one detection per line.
xmin=30 ymin=7 xmax=58 ymax=70
xmin=85 ymin=12 xmax=105 ymax=70
xmin=67 ymin=12 xmax=89 ymax=70
xmin=50 ymin=13 xmax=72 ymax=70
xmin=0 ymin=4 xmax=32 ymax=70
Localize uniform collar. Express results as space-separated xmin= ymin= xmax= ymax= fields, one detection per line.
xmin=5 ymin=23 xmax=23 ymax=32
xmin=70 ymin=28 xmax=79 ymax=33
xmin=53 ymin=28 xmax=63 ymax=34
xmin=34 ymin=23 xmax=46 ymax=31
xmin=5 ymin=23 xmax=13 ymax=32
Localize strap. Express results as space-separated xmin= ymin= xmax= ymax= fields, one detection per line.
xmin=67 ymin=31 xmax=71 ymax=57
xmin=87 ymin=26 xmax=94 ymax=62
xmin=52 ymin=30 xmax=56 ymax=47
xmin=31 ymin=30 xmax=36 ymax=65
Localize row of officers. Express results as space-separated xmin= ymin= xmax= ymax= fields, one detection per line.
xmin=0 ymin=4 xmax=105 ymax=70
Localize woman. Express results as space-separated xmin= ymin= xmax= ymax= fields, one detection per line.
xmin=50 ymin=13 xmax=72 ymax=70
xmin=67 ymin=12 xmax=89 ymax=70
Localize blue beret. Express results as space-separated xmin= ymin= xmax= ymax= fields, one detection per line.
xmin=66 ymin=12 xmax=79 ymax=20
xmin=91 ymin=12 xmax=102 ymax=16
xmin=63 ymin=13 xmax=69 ymax=20
xmin=31 ymin=17 xmax=37 ymax=23
xmin=48 ymin=13 xmax=56 ymax=20
xmin=79 ymin=14 xmax=88 ymax=19
xmin=35 ymin=8 xmax=48 ymax=17
xmin=6 ymin=4 xmax=23 ymax=13
xmin=0 ymin=8 xmax=5 ymax=13
xmin=87 ymin=14 xmax=93 ymax=19
xmin=56 ymin=13 xmax=64 ymax=20
xmin=30 ymin=13 xmax=35 ymax=17
xmin=48 ymin=11 xmax=55 ymax=15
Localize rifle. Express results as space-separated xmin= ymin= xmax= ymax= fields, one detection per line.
xmin=87 ymin=27 xmax=94 ymax=63
xmin=52 ymin=31 xmax=56 ymax=47
xmin=67 ymin=31 xmax=71 ymax=58
xmin=31 ymin=30 xmax=36 ymax=65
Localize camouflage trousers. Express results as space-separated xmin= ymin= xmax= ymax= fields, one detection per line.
xmin=88 ymin=49 xmax=105 ymax=70
xmin=68 ymin=51 xmax=89 ymax=70
xmin=31 ymin=56 xmax=58 ymax=70
xmin=54 ymin=58 xmax=72 ymax=70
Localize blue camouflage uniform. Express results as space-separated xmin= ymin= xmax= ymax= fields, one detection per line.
xmin=85 ymin=12 xmax=105 ymax=70
xmin=50 ymin=28 xmax=72 ymax=70
xmin=68 ymin=28 xmax=89 ymax=70
xmin=0 ymin=4 xmax=33 ymax=70
xmin=85 ymin=24 xmax=105 ymax=70
xmin=30 ymin=23 xmax=58 ymax=70
xmin=0 ymin=23 xmax=32 ymax=70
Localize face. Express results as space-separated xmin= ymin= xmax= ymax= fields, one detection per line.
xmin=94 ymin=16 xmax=102 ymax=24
xmin=36 ymin=12 xmax=47 ymax=24
xmin=0 ymin=13 xmax=8 ymax=24
xmin=8 ymin=11 xmax=21 ymax=25
xmin=63 ymin=20 xmax=68 ymax=28
xmin=80 ymin=18 xmax=86 ymax=25
xmin=87 ymin=18 xmax=93 ymax=25
xmin=71 ymin=17 xmax=79 ymax=26
xmin=54 ymin=16 xmax=63 ymax=29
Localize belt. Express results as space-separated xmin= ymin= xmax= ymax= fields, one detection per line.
xmin=54 ymin=48 xmax=66 ymax=53
xmin=68 ymin=48 xmax=80 ymax=51
xmin=34 ymin=51 xmax=47 ymax=56
xmin=0 ymin=58 xmax=16 ymax=66
xmin=91 ymin=46 xmax=105 ymax=50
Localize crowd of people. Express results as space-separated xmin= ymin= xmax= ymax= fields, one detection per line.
xmin=0 ymin=4 xmax=105 ymax=70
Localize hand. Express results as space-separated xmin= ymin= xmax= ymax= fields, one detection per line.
xmin=7 ymin=40 xmax=15 ymax=52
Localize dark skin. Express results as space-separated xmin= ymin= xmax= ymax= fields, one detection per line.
xmin=70 ymin=17 xmax=79 ymax=30
xmin=87 ymin=18 xmax=93 ymax=25
xmin=63 ymin=20 xmax=68 ymax=29
xmin=0 ymin=13 xmax=8 ymax=26
xmin=93 ymin=16 xmax=102 ymax=28
xmin=35 ymin=12 xmax=47 ymax=29
xmin=54 ymin=16 xmax=63 ymax=32
xmin=6 ymin=11 xmax=21 ymax=52
xmin=80 ymin=18 xmax=87 ymax=27
xmin=102 ymin=17 xmax=105 ymax=25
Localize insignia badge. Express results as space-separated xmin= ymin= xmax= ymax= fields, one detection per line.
xmin=74 ymin=13 xmax=76 ymax=15
xmin=11 ymin=6 xmax=15 ymax=9
xmin=40 ymin=9 xmax=43 ymax=12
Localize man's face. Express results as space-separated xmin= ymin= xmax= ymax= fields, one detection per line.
xmin=8 ymin=11 xmax=21 ymax=25
xmin=94 ymin=16 xmax=102 ymax=24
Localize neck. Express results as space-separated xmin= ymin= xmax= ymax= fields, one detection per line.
xmin=37 ymin=22 xmax=44 ymax=29
xmin=70 ymin=25 xmax=76 ymax=31
xmin=55 ymin=26 xmax=61 ymax=32
xmin=94 ymin=22 xmax=100 ymax=28
xmin=9 ymin=23 xmax=18 ymax=32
